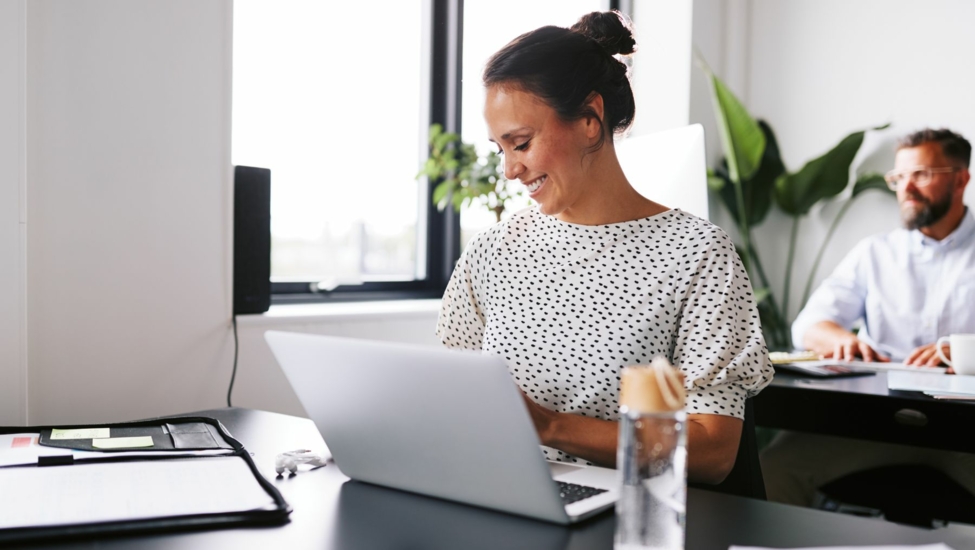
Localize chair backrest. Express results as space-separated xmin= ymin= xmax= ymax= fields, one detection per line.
xmin=690 ymin=399 xmax=767 ymax=499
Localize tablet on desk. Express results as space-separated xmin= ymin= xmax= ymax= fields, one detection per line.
xmin=773 ymin=363 xmax=877 ymax=379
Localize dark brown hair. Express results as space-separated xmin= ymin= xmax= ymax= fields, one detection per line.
xmin=898 ymin=128 xmax=971 ymax=167
xmin=483 ymin=11 xmax=637 ymax=151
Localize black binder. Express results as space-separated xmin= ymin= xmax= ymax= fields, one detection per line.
xmin=0 ymin=416 xmax=291 ymax=544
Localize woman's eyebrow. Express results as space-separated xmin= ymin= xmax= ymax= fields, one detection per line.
xmin=499 ymin=127 xmax=532 ymax=140
xmin=488 ymin=127 xmax=532 ymax=144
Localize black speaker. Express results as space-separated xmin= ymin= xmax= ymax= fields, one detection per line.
xmin=233 ymin=166 xmax=271 ymax=315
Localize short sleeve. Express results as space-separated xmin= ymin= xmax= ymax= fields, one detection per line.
xmin=791 ymin=240 xmax=870 ymax=348
xmin=436 ymin=238 xmax=488 ymax=351
xmin=672 ymin=229 xmax=773 ymax=420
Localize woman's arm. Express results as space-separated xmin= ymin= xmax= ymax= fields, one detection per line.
xmin=523 ymin=393 xmax=742 ymax=484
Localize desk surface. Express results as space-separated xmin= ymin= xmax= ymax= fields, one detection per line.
xmin=756 ymin=371 xmax=975 ymax=453
xmin=24 ymin=407 xmax=975 ymax=549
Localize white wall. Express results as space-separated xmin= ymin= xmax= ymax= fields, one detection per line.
xmin=692 ymin=0 xmax=975 ymax=325
xmin=0 ymin=0 xmax=27 ymax=426
xmin=26 ymin=0 xmax=234 ymax=425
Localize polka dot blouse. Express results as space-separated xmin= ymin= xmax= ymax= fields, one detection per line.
xmin=436 ymin=206 xmax=774 ymax=463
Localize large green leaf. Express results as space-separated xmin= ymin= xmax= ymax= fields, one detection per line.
xmin=753 ymin=287 xmax=770 ymax=304
xmin=852 ymin=172 xmax=893 ymax=198
xmin=707 ymin=169 xmax=725 ymax=192
xmin=706 ymin=69 xmax=766 ymax=183
xmin=774 ymin=126 xmax=884 ymax=215
xmin=714 ymin=121 xmax=786 ymax=227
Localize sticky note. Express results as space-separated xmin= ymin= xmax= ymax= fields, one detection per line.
xmin=92 ymin=436 xmax=154 ymax=449
xmin=50 ymin=428 xmax=110 ymax=440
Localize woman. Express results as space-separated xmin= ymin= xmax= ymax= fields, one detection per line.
xmin=436 ymin=11 xmax=773 ymax=484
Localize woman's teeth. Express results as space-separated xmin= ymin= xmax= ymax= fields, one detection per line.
xmin=526 ymin=175 xmax=547 ymax=193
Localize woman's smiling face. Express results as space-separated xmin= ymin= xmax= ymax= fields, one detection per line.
xmin=484 ymin=84 xmax=601 ymax=219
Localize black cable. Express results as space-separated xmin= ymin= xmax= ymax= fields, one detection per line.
xmin=227 ymin=315 xmax=239 ymax=407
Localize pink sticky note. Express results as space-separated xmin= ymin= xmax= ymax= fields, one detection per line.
xmin=11 ymin=437 xmax=32 ymax=448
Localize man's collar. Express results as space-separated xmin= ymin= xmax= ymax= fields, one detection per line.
xmin=911 ymin=207 xmax=974 ymax=249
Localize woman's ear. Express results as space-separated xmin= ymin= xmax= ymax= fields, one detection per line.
xmin=583 ymin=92 xmax=605 ymax=140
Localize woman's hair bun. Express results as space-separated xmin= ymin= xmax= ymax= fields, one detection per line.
xmin=570 ymin=11 xmax=636 ymax=56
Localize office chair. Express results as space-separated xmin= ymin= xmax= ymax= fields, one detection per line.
xmin=690 ymin=399 xmax=767 ymax=500
xmin=817 ymin=464 xmax=975 ymax=528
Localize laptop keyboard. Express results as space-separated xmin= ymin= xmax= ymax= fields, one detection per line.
xmin=557 ymin=481 xmax=608 ymax=505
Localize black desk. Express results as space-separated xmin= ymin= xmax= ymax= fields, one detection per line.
xmin=24 ymin=408 xmax=975 ymax=549
xmin=755 ymin=371 xmax=975 ymax=454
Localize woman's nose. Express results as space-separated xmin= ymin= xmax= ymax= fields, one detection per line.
xmin=503 ymin=155 xmax=524 ymax=180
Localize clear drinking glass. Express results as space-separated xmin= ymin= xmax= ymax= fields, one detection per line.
xmin=614 ymin=408 xmax=687 ymax=550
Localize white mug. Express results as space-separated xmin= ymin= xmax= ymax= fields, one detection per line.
xmin=936 ymin=334 xmax=975 ymax=375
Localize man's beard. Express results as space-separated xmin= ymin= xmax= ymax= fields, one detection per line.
xmin=901 ymin=188 xmax=953 ymax=230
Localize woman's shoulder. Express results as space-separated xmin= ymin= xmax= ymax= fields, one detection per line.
xmin=649 ymin=209 xmax=734 ymax=248
xmin=464 ymin=206 xmax=540 ymax=251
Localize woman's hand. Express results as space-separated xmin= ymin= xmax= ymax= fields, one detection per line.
xmin=520 ymin=391 xmax=558 ymax=445
xmin=518 ymin=388 xmax=742 ymax=483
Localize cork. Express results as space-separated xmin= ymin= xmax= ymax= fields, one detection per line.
xmin=619 ymin=357 xmax=686 ymax=413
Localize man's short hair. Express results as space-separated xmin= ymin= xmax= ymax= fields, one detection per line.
xmin=897 ymin=128 xmax=971 ymax=167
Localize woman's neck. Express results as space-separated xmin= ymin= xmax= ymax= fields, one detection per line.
xmin=555 ymin=146 xmax=669 ymax=225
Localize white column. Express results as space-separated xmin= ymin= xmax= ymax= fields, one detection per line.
xmin=628 ymin=0 xmax=694 ymax=137
xmin=0 ymin=0 xmax=28 ymax=426
xmin=26 ymin=0 xmax=234 ymax=424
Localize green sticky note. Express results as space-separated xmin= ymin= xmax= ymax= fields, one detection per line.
xmin=92 ymin=436 xmax=154 ymax=449
xmin=50 ymin=428 xmax=110 ymax=440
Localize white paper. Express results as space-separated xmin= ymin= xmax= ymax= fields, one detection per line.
xmin=730 ymin=545 xmax=955 ymax=550
xmin=888 ymin=371 xmax=975 ymax=396
xmin=0 ymin=456 xmax=277 ymax=529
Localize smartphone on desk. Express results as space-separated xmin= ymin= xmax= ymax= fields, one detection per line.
xmin=774 ymin=363 xmax=877 ymax=379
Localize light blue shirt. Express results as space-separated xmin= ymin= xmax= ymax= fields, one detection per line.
xmin=792 ymin=208 xmax=975 ymax=361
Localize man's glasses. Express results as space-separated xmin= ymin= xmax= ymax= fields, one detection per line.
xmin=884 ymin=166 xmax=959 ymax=191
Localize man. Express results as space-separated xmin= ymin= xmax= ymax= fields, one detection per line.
xmin=793 ymin=128 xmax=973 ymax=365
xmin=762 ymin=128 xmax=975 ymax=506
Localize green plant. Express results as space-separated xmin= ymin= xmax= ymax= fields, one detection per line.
xmin=417 ymin=124 xmax=523 ymax=223
xmin=697 ymin=54 xmax=893 ymax=350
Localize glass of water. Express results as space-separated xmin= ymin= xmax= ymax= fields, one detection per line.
xmin=615 ymin=407 xmax=687 ymax=550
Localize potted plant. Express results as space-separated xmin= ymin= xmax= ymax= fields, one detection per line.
xmin=417 ymin=124 xmax=523 ymax=224
xmin=696 ymin=54 xmax=892 ymax=350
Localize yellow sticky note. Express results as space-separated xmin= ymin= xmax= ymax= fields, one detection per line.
xmin=51 ymin=428 xmax=110 ymax=440
xmin=92 ymin=436 xmax=154 ymax=449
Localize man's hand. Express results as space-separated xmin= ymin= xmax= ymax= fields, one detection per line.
xmin=906 ymin=342 xmax=953 ymax=371
xmin=804 ymin=321 xmax=890 ymax=362
xmin=823 ymin=332 xmax=889 ymax=362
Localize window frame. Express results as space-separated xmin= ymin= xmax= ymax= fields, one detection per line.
xmin=269 ymin=0 xmax=464 ymax=304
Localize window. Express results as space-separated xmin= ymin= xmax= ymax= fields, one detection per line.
xmin=232 ymin=1 xmax=628 ymax=302
xmin=233 ymin=1 xmax=442 ymax=301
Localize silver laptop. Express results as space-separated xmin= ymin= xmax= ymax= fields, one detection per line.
xmin=265 ymin=330 xmax=619 ymax=524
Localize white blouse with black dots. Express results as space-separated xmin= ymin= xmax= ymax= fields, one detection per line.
xmin=436 ymin=206 xmax=774 ymax=463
